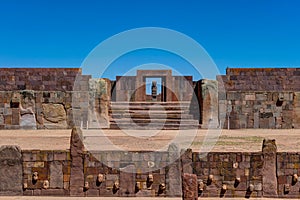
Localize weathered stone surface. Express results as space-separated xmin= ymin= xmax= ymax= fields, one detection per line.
xmin=200 ymin=79 xmax=219 ymax=128
xmin=119 ymin=164 xmax=136 ymax=197
xmin=181 ymin=148 xmax=193 ymax=174
xmin=50 ymin=161 xmax=63 ymax=189
xmin=166 ymin=143 xmax=182 ymax=197
xmin=262 ymin=139 xmax=278 ymax=197
xmin=88 ymin=78 xmax=111 ymax=128
xmin=20 ymin=114 xmax=36 ymax=129
xmin=293 ymin=92 xmax=300 ymax=128
xmin=182 ymin=173 xmax=198 ymax=200
xmin=42 ymin=103 xmax=67 ymax=129
xmin=69 ymin=127 xmax=84 ymax=196
xmin=0 ymin=145 xmax=23 ymax=195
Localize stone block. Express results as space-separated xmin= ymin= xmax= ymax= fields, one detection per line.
xmin=119 ymin=164 xmax=136 ymax=197
xmin=0 ymin=145 xmax=23 ymax=196
xmin=182 ymin=173 xmax=198 ymax=200
xmin=42 ymin=103 xmax=67 ymax=129
xmin=50 ymin=161 xmax=63 ymax=189
xmin=166 ymin=143 xmax=182 ymax=197
xmin=69 ymin=127 xmax=84 ymax=196
xmin=262 ymin=139 xmax=278 ymax=197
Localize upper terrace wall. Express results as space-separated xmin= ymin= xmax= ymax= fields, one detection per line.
xmin=0 ymin=68 xmax=86 ymax=91
xmin=220 ymin=68 xmax=300 ymax=91
xmin=1 ymin=67 xmax=300 ymax=129
xmin=217 ymin=68 xmax=300 ymax=129
xmin=0 ymin=68 xmax=93 ymax=129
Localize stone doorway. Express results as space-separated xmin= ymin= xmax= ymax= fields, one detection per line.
xmin=144 ymin=76 xmax=166 ymax=102
xmin=135 ymin=70 xmax=172 ymax=101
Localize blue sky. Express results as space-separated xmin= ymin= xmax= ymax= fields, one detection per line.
xmin=0 ymin=0 xmax=300 ymax=80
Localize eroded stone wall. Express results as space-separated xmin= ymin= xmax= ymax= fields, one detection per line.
xmin=0 ymin=68 xmax=113 ymax=129
xmin=1 ymin=130 xmax=299 ymax=198
xmin=218 ymin=68 xmax=300 ymax=129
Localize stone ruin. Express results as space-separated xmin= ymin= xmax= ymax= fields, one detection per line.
xmin=0 ymin=67 xmax=300 ymax=198
xmin=0 ymin=128 xmax=299 ymax=198
xmin=0 ymin=67 xmax=299 ymax=130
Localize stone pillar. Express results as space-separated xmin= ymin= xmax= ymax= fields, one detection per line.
xmin=69 ymin=127 xmax=85 ymax=196
xmin=200 ymin=79 xmax=219 ymax=128
xmin=182 ymin=173 xmax=198 ymax=200
xmin=181 ymin=148 xmax=193 ymax=174
xmin=119 ymin=164 xmax=136 ymax=197
xmin=0 ymin=145 xmax=23 ymax=195
xmin=293 ymin=92 xmax=300 ymax=128
xmin=262 ymin=139 xmax=278 ymax=197
xmin=166 ymin=143 xmax=182 ymax=197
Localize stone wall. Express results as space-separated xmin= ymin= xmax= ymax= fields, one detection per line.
xmin=218 ymin=68 xmax=300 ymax=129
xmin=114 ymin=74 xmax=194 ymax=102
xmin=193 ymin=152 xmax=263 ymax=198
xmin=0 ymin=68 xmax=113 ymax=129
xmin=1 ymin=67 xmax=300 ymax=129
xmin=22 ymin=150 xmax=71 ymax=196
xmin=1 ymin=129 xmax=299 ymax=198
xmin=0 ymin=68 xmax=82 ymax=91
xmin=277 ymin=153 xmax=300 ymax=198
xmin=195 ymin=79 xmax=219 ymax=128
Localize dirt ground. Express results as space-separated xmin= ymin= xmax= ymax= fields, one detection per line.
xmin=0 ymin=129 xmax=299 ymax=152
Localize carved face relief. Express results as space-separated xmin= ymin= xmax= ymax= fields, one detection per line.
xmin=43 ymin=180 xmax=49 ymax=189
xmin=222 ymin=184 xmax=227 ymax=191
xmin=113 ymin=180 xmax=119 ymax=190
xmin=248 ymin=184 xmax=254 ymax=192
xmin=84 ymin=181 xmax=89 ymax=190
xmin=198 ymin=181 xmax=204 ymax=191
xmin=292 ymin=174 xmax=298 ymax=184
xmin=147 ymin=174 xmax=154 ymax=183
xmin=284 ymin=184 xmax=290 ymax=193
xmin=159 ymin=183 xmax=165 ymax=191
xmin=97 ymin=174 xmax=104 ymax=183
xmin=32 ymin=172 xmax=38 ymax=181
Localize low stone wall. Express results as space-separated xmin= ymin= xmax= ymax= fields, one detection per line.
xmin=22 ymin=150 xmax=71 ymax=196
xmin=0 ymin=128 xmax=299 ymax=198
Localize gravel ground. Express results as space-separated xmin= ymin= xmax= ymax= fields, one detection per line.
xmin=0 ymin=129 xmax=299 ymax=152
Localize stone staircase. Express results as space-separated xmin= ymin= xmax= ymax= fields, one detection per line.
xmin=109 ymin=101 xmax=199 ymax=130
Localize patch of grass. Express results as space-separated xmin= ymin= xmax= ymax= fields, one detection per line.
xmin=219 ymin=135 xmax=263 ymax=142
xmin=191 ymin=135 xmax=263 ymax=147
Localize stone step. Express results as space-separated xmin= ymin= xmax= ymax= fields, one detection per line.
xmin=109 ymin=101 xmax=199 ymax=130
xmin=111 ymin=113 xmax=194 ymax=119
xmin=109 ymin=110 xmax=190 ymax=115
xmin=111 ymin=101 xmax=191 ymax=106
xmin=110 ymin=105 xmax=190 ymax=111
xmin=110 ymin=118 xmax=198 ymax=125
xmin=109 ymin=123 xmax=199 ymax=130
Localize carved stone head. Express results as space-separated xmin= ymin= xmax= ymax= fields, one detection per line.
xmin=147 ymin=174 xmax=154 ymax=183
xmin=198 ymin=181 xmax=204 ymax=191
xmin=84 ymin=181 xmax=89 ymax=191
xmin=32 ymin=172 xmax=38 ymax=182
xmin=43 ymin=180 xmax=49 ymax=189
xmin=113 ymin=180 xmax=119 ymax=190
xmin=97 ymin=174 xmax=104 ymax=183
